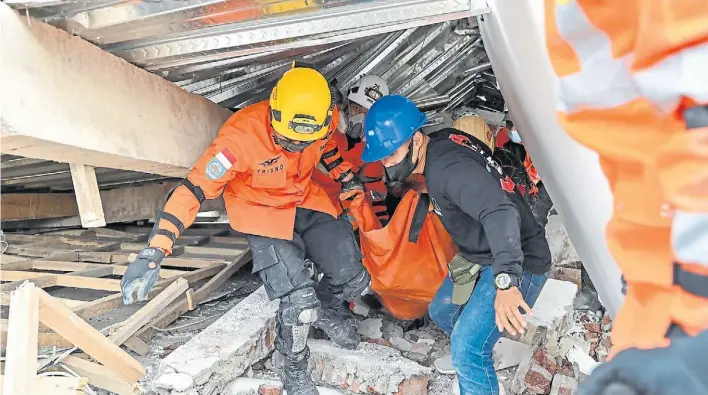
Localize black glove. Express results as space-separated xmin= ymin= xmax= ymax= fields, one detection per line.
xmin=341 ymin=173 xmax=364 ymax=193
xmin=579 ymin=330 xmax=708 ymax=395
xmin=120 ymin=247 xmax=165 ymax=305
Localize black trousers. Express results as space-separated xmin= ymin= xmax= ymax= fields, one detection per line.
xmin=246 ymin=207 xmax=365 ymax=301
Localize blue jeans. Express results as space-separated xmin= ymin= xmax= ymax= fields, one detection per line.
xmin=429 ymin=266 xmax=548 ymax=395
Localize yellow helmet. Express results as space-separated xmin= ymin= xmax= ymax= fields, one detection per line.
xmin=453 ymin=115 xmax=496 ymax=153
xmin=269 ymin=66 xmax=333 ymax=142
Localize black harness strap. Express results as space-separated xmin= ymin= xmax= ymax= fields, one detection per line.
xmin=322 ymin=157 xmax=344 ymax=172
xmin=673 ymin=262 xmax=708 ymax=298
xmin=408 ymin=193 xmax=431 ymax=243
xmin=181 ymin=178 xmax=206 ymax=203
xmin=158 ymin=212 xmax=186 ymax=235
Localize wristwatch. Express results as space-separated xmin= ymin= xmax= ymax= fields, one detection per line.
xmin=494 ymin=272 xmax=520 ymax=290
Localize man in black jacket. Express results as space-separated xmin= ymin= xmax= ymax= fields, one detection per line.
xmin=360 ymin=95 xmax=552 ymax=395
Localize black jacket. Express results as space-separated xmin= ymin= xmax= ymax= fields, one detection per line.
xmin=424 ymin=129 xmax=551 ymax=278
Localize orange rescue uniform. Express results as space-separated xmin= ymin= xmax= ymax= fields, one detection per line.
xmin=149 ymin=101 xmax=352 ymax=252
xmin=545 ymin=0 xmax=708 ymax=352
xmin=311 ymin=131 xmax=389 ymax=225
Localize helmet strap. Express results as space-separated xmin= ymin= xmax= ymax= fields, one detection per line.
xmin=384 ymin=139 xmax=419 ymax=187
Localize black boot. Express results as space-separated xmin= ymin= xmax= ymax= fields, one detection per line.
xmin=314 ymin=278 xmax=361 ymax=349
xmin=282 ymin=348 xmax=319 ymax=395
xmin=313 ymin=302 xmax=360 ymax=349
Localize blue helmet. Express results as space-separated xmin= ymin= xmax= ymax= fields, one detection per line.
xmin=361 ymin=95 xmax=427 ymax=163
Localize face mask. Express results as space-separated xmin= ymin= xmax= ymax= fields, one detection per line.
xmin=384 ymin=140 xmax=418 ymax=188
xmin=346 ymin=113 xmax=365 ymax=140
xmin=508 ymin=129 xmax=522 ymax=144
xmin=273 ymin=132 xmax=314 ymax=153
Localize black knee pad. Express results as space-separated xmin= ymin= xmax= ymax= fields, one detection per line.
xmin=341 ymin=269 xmax=371 ymax=301
xmin=279 ymin=287 xmax=321 ymax=326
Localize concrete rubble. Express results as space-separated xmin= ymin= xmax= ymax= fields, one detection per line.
xmin=152 ymin=286 xmax=279 ymax=395
xmin=270 ymin=340 xmax=432 ymax=394
xmin=146 ymin=214 xmax=614 ymax=395
xmin=509 ymin=277 xmax=614 ymax=394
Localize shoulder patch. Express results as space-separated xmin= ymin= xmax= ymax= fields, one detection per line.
xmin=205 ymin=149 xmax=237 ymax=180
xmin=449 ymin=134 xmax=480 ymax=153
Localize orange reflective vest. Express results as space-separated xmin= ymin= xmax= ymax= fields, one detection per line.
xmin=546 ymin=0 xmax=708 ymax=352
xmin=311 ymin=131 xmax=389 ymax=225
xmin=149 ymin=101 xmax=352 ymax=252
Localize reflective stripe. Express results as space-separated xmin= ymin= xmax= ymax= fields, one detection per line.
xmin=672 ymin=210 xmax=708 ymax=266
xmin=634 ymin=43 xmax=708 ymax=114
xmin=554 ymin=1 xmax=641 ymax=113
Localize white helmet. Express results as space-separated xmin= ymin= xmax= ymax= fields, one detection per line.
xmin=347 ymin=75 xmax=389 ymax=110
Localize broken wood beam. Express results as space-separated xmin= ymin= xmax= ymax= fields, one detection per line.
xmin=69 ymin=163 xmax=106 ymax=228
xmin=33 ymin=376 xmax=89 ymax=395
xmin=2 ymin=282 xmax=39 ymax=395
xmin=131 ymin=250 xmax=252 ymax=346
xmin=108 ymin=278 xmax=189 ymax=346
xmin=71 ymin=262 xmax=226 ymax=320
xmin=0 ymin=193 xmax=78 ymax=221
xmin=36 ymin=287 xmax=146 ymax=382
xmin=61 ymin=356 xmax=139 ymax=395
xmin=0 ymin=4 xmax=231 ymax=176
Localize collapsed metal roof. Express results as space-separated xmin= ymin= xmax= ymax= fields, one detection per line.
xmin=4 ymin=0 xmax=506 ymax=193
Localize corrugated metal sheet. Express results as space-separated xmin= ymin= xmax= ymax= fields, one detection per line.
xmin=4 ymin=0 xmax=506 ymax=192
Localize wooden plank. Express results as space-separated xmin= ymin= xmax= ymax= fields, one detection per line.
xmin=183 ymin=245 xmax=245 ymax=257
xmin=71 ymin=263 xmax=226 ymax=320
xmin=54 ymin=275 xmax=121 ymax=292
xmin=0 ymin=275 xmax=58 ymax=303
xmin=122 ymin=243 xmax=185 ymax=256
xmin=34 ymin=376 xmax=88 ymax=394
xmin=194 ymin=249 xmax=252 ymax=300
xmin=0 ymin=193 xmax=78 ymax=221
xmin=30 ymin=260 xmax=186 ymax=278
xmin=109 ymin=278 xmax=189 ymax=346
xmin=147 ymin=255 xmax=224 ymax=269
xmin=0 ymin=271 xmax=46 ymax=281
xmin=61 ymin=356 xmax=139 ymax=395
xmin=36 ymin=287 xmax=146 ymax=382
xmin=186 ymin=289 xmax=196 ymax=311
xmin=0 ymin=261 xmax=33 ymax=270
xmin=1 ymin=184 xmax=212 ymax=226
xmin=132 ymin=250 xmax=251 ymax=344
xmin=2 ymin=282 xmax=39 ymax=395
xmin=0 ymin=255 xmax=30 ymax=265
xmin=123 ymin=336 xmax=150 ymax=356
xmin=0 ymin=319 xmax=74 ymax=351
xmin=112 ymin=265 xmax=188 ymax=279
xmin=56 ymin=298 xmax=85 ymax=308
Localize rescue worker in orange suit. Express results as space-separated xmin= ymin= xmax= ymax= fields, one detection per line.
xmin=312 ymin=75 xmax=390 ymax=226
xmin=119 ymin=65 xmax=371 ymax=395
xmin=544 ymin=1 xmax=708 ymax=394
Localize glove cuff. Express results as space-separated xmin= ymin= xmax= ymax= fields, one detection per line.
xmin=137 ymin=247 xmax=165 ymax=264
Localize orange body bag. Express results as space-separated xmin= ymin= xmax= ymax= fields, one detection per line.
xmin=348 ymin=190 xmax=457 ymax=320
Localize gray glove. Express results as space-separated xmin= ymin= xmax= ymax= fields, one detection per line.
xmin=120 ymin=247 xmax=165 ymax=305
xmin=341 ymin=173 xmax=364 ymax=194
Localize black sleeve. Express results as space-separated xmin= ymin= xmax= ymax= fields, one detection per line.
xmin=440 ymin=154 xmax=524 ymax=278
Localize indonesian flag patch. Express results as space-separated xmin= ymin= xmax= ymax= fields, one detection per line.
xmin=205 ymin=149 xmax=237 ymax=180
